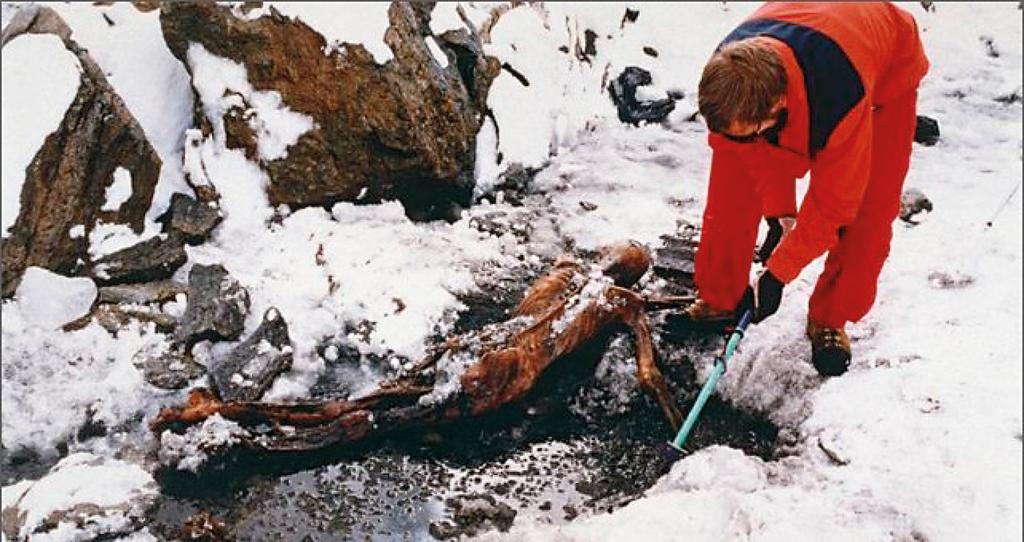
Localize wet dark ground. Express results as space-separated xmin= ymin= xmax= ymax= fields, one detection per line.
xmin=148 ymin=242 xmax=780 ymax=541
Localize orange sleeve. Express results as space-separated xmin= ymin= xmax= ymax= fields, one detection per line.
xmin=766 ymin=102 xmax=872 ymax=283
xmin=707 ymin=134 xmax=797 ymax=218
xmin=753 ymin=159 xmax=798 ymax=219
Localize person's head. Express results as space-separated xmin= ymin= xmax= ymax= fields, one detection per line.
xmin=698 ymin=38 xmax=787 ymax=142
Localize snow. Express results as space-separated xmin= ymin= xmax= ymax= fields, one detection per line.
xmin=230 ymin=2 xmax=393 ymax=64
xmin=1 ymin=452 xmax=156 ymax=541
xmin=1 ymin=33 xmax=81 ymax=235
xmin=1 ymin=296 xmax=166 ymax=459
xmin=426 ymin=35 xmax=450 ymax=68
xmin=158 ymin=414 xmax=250 ymax=472
xmin=474 ymin=116 xmax=501 ymax=197
xmin=88 ymin=222 xmax=160 ymax=261
xmin=481 ymin=2 xmax=752 ymax=173
xmin=101 ymin=167 xmax=134 ymax=212
xmin=13 ymin=267 xmax=97 ymax=330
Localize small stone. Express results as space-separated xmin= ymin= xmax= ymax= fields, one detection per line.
xmin=133 ymin=344 xmax=206 ymax=390
xmin=180 ymin=510 xmax=231 ymax=541
xmin=66 ymin=303 xmax=178 ymax=334
xmin=89 ymin=234 xmax=187 ymax=286
xmin=174 ymin=264 xmax=250 ymax=348
xmin=161 ymin=192 xmax=223 ymax=245
xmin=914 ymin=115 xmax=940 ymax=146
xmin=899 ymin=188 xmax=933 ymax=224
xmin=210 ymin=307 xmax=292 ymax=401
xmin=608 ymin=66 xmax=678 ymax=126
xmin=562 ymin=504 xmax=578 ymax=521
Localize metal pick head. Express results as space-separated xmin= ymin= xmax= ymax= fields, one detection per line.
xmin=659 ymin=441 xmax=687 ymax=473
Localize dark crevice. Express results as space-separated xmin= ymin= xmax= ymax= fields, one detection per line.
xmin=500 ymin=62 xmax=530 ymax=87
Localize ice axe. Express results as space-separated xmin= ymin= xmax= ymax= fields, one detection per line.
xmin=660 ymin=308 xmax=753 ymax=469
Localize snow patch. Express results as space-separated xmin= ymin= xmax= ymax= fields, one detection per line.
xmin=1 ymin=33 xmax=81 ymax=235
xmin=14 ymin=267 xmax=97 ymax=330
xmin=101 ymin=167 xmax=134 ymax=212
xmin=426 ymin=35 xmax=450 ymax=68
xmin=1 ymin=300 xmax=163 ymax=457
xmin=88 ymin=222 xmax=160 ymax=261
xmin=473 ymin=116 xmax=501 ymax=198
xmin=158 ymin=414 xmax=251 ymax=472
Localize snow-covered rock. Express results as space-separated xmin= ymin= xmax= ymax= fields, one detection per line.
xmin=45 ymin=1 xmax=195 ymax=227
xmin=0 ymin=453 xmax=157 ymax=541
xmin=1 ymin=7 xmax=162 ymax=298
xmin=160 ymin=1 xmax=501 ymax=221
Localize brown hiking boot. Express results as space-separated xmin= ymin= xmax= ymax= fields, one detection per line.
xmin=676 ymin=298 xmax=735 ymax=331
xmin=806 ymin=320 xmax=851 ymax=376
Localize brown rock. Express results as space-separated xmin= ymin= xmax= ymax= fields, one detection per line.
xmin=160 ymin=1 xmax=500 ymax=221
xmin=1 ymin=6 xmax=161 ymax=297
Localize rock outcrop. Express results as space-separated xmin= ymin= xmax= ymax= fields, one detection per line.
xmin=160 ymin=1 xmax=500 ymax=221
xmin=1 ymin=6 xmax=162 ymax=297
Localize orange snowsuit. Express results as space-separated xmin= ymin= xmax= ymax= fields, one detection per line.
xmin=695 ymin=2 xmax=930 ymax=327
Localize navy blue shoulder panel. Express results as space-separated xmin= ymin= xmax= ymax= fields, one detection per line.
xmin=721 ymin=18 xmax=865 ymax=155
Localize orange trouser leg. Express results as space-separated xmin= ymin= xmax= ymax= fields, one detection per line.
xmin=695 ymin=149 xmax=763 ymax=312
xmin=808 ymin=91 xmax=918 ymax=328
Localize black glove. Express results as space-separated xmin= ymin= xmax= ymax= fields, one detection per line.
xmin=753 ymin=269 xmax=784 ymax=323
xmin=736 ymin=270 xmax=785 ymax=324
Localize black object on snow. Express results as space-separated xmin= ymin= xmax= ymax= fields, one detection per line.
xmin=914 ymin=115 xmax=940 ymax=146
xmin=607 ymin=66 xmax=679 ymax=126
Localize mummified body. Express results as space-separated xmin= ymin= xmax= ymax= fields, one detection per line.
xmin=151 ymin=241 xmax=686 ymax=452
